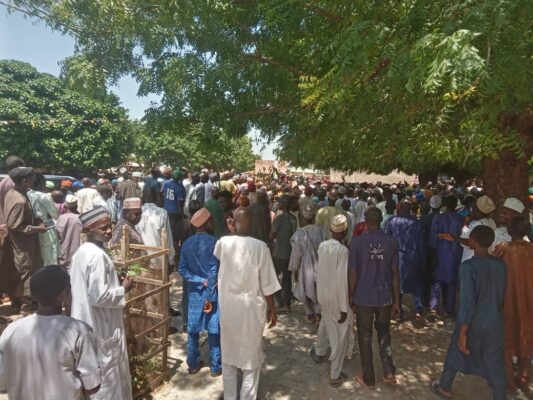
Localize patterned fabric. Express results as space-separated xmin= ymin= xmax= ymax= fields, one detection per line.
xmin=178 ymin=233 xmax=220 ymax=334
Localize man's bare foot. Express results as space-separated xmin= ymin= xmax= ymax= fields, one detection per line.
xmin=355 ymin=374 xmax=375 ymax=390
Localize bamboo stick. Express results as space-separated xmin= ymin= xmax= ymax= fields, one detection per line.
xmin=160 ymin=227 xmax=169 ymax=374
xmin=135 ymin=317 xmax=171 ymax=341
xmin=127 ymin=308 xmax=164 ymax=320
xmin=126 ymin=282 xmax=172 ymax=305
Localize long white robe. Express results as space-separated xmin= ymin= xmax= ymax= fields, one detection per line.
xmin=288 ymin=225 xmax=324 ymax=307
xmin=70 ymin=242 xmax=133 ymax=400
xmin=136 ymin=203 xmax=175 ymax=264
xmin=215 ymin=236 xmax=281 ymax=370
xmin=0 ymin=314 xmax=101 ymax=400
xmin=77 ymin=187 xmax=99 ymax=213
xmin=460 ymin=217 xmax=497 ymax=261
xmin=316 ymin=239 xmax=353 ymax=363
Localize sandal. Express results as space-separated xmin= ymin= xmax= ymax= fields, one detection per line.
xmin=330 ymin=372 xmax=347 ymax=388
xmin=430 ymin=379 xmax=452 ymax=399
xmin=188 ymin=360 xmax=205 ymax=374
xmin=355 ymin=374 xmax=375 ymax=390
xmin=383 ymin=374 xmax=398 ymax=385
xmin=306 ymin=314 xmax=317 ymax=324
xmin=310 ymin=348 xmax=325 ymax=364
xmin=515 ymin=377 xmax=530 ymax=393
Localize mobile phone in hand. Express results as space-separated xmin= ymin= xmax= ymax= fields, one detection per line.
xmin=44 ymin=219 xmax=55 ymax=230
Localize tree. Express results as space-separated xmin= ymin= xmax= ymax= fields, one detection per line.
xmin=0 ymin=59 xmax=131 ymax=173
xmin=4 ymin=0 xmax=532 ymax=204
xmin=131 ymin=121 xmax=258 ymax=172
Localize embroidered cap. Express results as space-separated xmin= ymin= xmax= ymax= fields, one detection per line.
xmin=79 ymin=206 xmax=110 ymax=229
xmin=123 ymin=197 xmax=141 ymax=210
xmin=330 ymin=214 xmax=348 ymax=233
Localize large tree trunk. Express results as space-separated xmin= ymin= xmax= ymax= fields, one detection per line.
xmin=483 ymin=111 xmax=533 ymax=211
xmin=482 ymin=151 xmax=530 ymax=210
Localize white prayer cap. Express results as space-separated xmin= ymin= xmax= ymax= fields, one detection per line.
xmin=503 ymin=197 xmax=525 ymax=214
xmin=429 ymin=195 xmax=442 ymax=209
xmin=476 ymin=195 xmax=496 ymax=214
xmin=330 ymin=214 xmax=348 ymax=233
xmin=65 ymin=194 xmax=77 ymax=205
xmin=123 ymin=197 xmax=141 ymax=209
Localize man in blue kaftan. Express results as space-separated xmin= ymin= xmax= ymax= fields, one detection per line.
xmin=178 ymin=207 xmax=221 ymax=376
xmin=386 ymin=201 xmax=425 ymax=317
xmin=431 ymin=225 xmax=506 ymax=400
xmin=429 ymin=195 xmax=464 ymax=316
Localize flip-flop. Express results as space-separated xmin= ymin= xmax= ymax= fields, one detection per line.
xmin=355 ymin=374 xmax=375 ymax=390
xmin=383 ymin=375 xmax=398 ymax=385
xmin=330 ymin=372 xmax=347 ymax=388
xmin=430 ymin=379 xmax=452 ymax=399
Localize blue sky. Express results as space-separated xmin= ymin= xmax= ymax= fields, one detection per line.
xmin=0 ymin=6 xmax=275 ymax=159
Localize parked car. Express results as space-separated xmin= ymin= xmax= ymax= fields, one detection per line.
xmin=0 ymin=174 xmax=76 ymax=189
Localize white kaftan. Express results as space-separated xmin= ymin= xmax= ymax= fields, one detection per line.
xmin=136 ymin=203 xmax=175 ymax=264
xmin=0 ymin=314 xmax=101 ymax=400
xmin=288 ymin=225 xmax=324 ymax=309
xmin=70 ymin=242 xmax=133 ymax=400
xmin=315 ymin=239 xmax=353 ymax=366
xmin=215 ymin=236 xmax=281 ymax=370
xmin=460 ymin=217 xmax=497 ymax=261
xmin=77 ymin=187 xmax=99 ymax=213
xmin=27 ymin=189 xmax=62 ymax=266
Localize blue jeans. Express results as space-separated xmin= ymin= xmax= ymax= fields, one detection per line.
xmin=430 ymin=282 xmax=456 ymax=314
xmin=187 ymin=332 xmax=221 ymax=373
xmin=400 ymin=287 xmax=424 ymax=317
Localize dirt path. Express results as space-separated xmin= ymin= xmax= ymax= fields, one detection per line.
xmin=152 ymin=290 xmax=531 ymax=400
xmin=0 ymin=289 xmax=530 ymax=399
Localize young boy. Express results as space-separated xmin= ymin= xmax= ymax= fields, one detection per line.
xmin=431 ymin=225 xmax=506 ymax=400
xmin=0 ymin=266 xmax=101 ymax=399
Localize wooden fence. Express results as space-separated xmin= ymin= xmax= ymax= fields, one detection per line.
xmin=109 ymin=228 xmax=171 ymax=399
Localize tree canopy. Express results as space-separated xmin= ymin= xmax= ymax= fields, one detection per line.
xmin=3 ymin=0 xmax=532 ymax=177
xmin=0 ymin=59 xmax=130 ymax=172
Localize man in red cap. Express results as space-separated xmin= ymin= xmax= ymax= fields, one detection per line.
xmin=178 ymin=208 xmax=221 ymax=376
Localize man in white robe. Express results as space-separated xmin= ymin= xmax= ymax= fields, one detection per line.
xmin=311 ymin=214 xmax=353 ymax=388
xmin=494 ymin=197 xmax=528 ymax=246
xmin=76 ymin=178 xmax=99 ymax=213
xmin=136 ymin=190 xmax=176 ymax=265
xmin=288 ymin=204 xmax=324 ymax=323
xmin=215 ymin=207 xmax=281 ymax=400
xmin=70 ymin=206 xmax=134 ymax=400
xmin=0 ymin=266 xmax=101 ymax=400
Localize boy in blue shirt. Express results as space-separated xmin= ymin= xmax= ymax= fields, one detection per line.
xmin=431 ymin=225 xmax=506 ymax=399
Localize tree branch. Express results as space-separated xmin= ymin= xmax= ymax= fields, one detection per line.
xmin=234 ymin=107 xmax=295 ymax=118
xmin=0 ymin=0 xmax=83 ymax=34
xmin=367 ymin=58 xmax=390 ymax=82
xmin=241 ymin=53 xmax=305 ymax=76
xmin=304 ymin=2 xmax=343 ymax=23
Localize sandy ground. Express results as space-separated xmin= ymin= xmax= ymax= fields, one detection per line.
xmin=0 ymin=287 xmax=530 ymax=400
xmin=151 ymin=288 xmax=532 ymax=400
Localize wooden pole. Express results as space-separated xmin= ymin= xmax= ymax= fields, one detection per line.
xmin=160 ymin=228 xmax=169 ymax=375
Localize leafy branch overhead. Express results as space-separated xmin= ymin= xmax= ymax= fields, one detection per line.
xmin=3 ymin=0 xmax=533 ymax=175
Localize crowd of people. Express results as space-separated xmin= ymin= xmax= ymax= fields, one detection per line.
xmin=0 ymin=154 xmax=532 ymax=399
